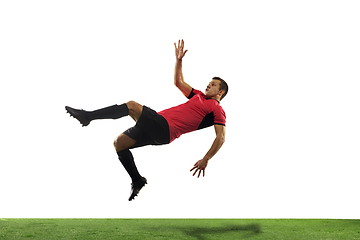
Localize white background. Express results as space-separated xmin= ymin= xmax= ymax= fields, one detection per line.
xmin=1 ymin=0 xmax=359 ymax=218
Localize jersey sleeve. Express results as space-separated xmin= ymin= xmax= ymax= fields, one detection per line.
xmin=187 ymin=88 xmax=204 ymax=99
xmin=213 ymin=106 xmax=226 ymax=126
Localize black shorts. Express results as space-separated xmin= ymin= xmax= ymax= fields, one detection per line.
xmin=123 ymin=106 xmax=170 ymax=149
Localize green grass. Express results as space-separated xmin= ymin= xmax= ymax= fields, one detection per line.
xmin=0 ymin=219 xmax=359 ymax=239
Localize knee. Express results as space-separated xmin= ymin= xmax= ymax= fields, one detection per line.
xmin=113 ymin=136 xmax=123 ymax=152
xmin=126 ymin=101 xmax=137 ymax=111
xmin=126 ymin=101 xmax=143 ymax=121
xmin=113 ymin=134 xmax=136 ymax=152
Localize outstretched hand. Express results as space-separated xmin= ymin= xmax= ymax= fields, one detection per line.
xmin=174 ymin=39 xmax=188 ymax=60
xmin=190 ymin=159 xmax=208 ymax=178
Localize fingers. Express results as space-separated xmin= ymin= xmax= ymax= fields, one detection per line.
xmin=174 ymin=39 xmax=185 ymax=48
xmin=174 ymin=39 xmax=188 ymax=59
xmin=192 ymin=168 xmax=204 ymax=178
xmin=190 ymin=165 xmax=199 ymax=177
xmin=190 ymin=166 xmax=198 ymax=175
xmin=174 ymin=40 xmax=181 ymax=49
xmin=197 ymin=168 xmax=205 ymax=178
xmin=190 ymin=163 xmax=205 ymax=178
xmin=192 ymin=168 xmax=200 ymax=177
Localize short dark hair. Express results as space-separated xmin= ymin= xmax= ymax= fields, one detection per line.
xmin=213 ymin=77 xmax=228 ymax=100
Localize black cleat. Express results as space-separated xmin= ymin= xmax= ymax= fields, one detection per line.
xmin=65 ymin=106 xmax=91 ymax=127
xmin=129 ymin=177 xmax=147 ymax=201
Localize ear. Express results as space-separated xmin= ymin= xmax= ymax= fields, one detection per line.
xmin=218 ymin=89 xmax=225 ymax=96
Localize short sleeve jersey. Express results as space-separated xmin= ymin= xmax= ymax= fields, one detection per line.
xmin=158 ymin=89 xmax=226 ymax=143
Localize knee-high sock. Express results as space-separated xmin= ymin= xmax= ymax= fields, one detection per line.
xmin=86 ymin=104 xmax=129 ymax=121
xmin=117 ymin=149 xmax=141 ymax=182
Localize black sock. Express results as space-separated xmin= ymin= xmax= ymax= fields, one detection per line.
xmin=86 ymin=104 xmax=129 ymax=121
xmin=117 ymin=149 xmax=141 ymax=182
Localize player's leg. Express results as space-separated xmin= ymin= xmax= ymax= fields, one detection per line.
xmin=113 ymin=106 xmax=169 ymax=201
xmin=114 ymin=131 xmax=148 ymax=201
xmin=114 ymin=134 xmax=142 ymax=182
xmin=113 ymin=133 xmax=137 ymax=152
xmin=65 ymin=101 xmax=143 ymax=126
xmin=126 ymin=101 xmax=143 ymax=122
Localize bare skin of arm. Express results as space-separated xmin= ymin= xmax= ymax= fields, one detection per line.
xmin=190 ymin=124 xmax=226 ymax=177
xmin=174 ymin=40 xmax=226 ymax=178
xmin=174 ymin=39 xmax=192 ymax=97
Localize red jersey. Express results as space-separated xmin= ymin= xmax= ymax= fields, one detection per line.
xmin=158 ymin=89 xmax=226 ymax=143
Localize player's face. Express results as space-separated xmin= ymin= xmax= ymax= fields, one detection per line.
xmin=205 ymin=80 xmax=221 ymax=98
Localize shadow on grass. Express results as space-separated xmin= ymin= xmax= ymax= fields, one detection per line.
xmin=147 ymin=223 xmax=261 ymax=240
xmin=184 ymin=224 xmax=261 ymax=240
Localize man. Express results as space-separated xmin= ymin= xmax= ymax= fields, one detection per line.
xmin=65 ymin=40 xmax=228 ymax=201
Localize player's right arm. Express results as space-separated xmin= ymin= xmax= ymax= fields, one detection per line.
xmin=174 ymin=39 xmax=192 ymax=97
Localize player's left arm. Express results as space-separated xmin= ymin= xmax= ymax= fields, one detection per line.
xmin=190 ymin=124 xmax=226 ymax=178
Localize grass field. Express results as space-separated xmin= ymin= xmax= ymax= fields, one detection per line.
xmin=0 ymin=219 xmax=359 ymax=239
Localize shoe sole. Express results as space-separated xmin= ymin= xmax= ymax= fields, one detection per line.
xmin=65 ymin=106 xmax=90 ymax=127
xmin=129 ymin=178 xmax=147 ymax=201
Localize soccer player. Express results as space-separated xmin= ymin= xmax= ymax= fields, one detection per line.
xmin=65 ymin=40 xmax=228 ymax=201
